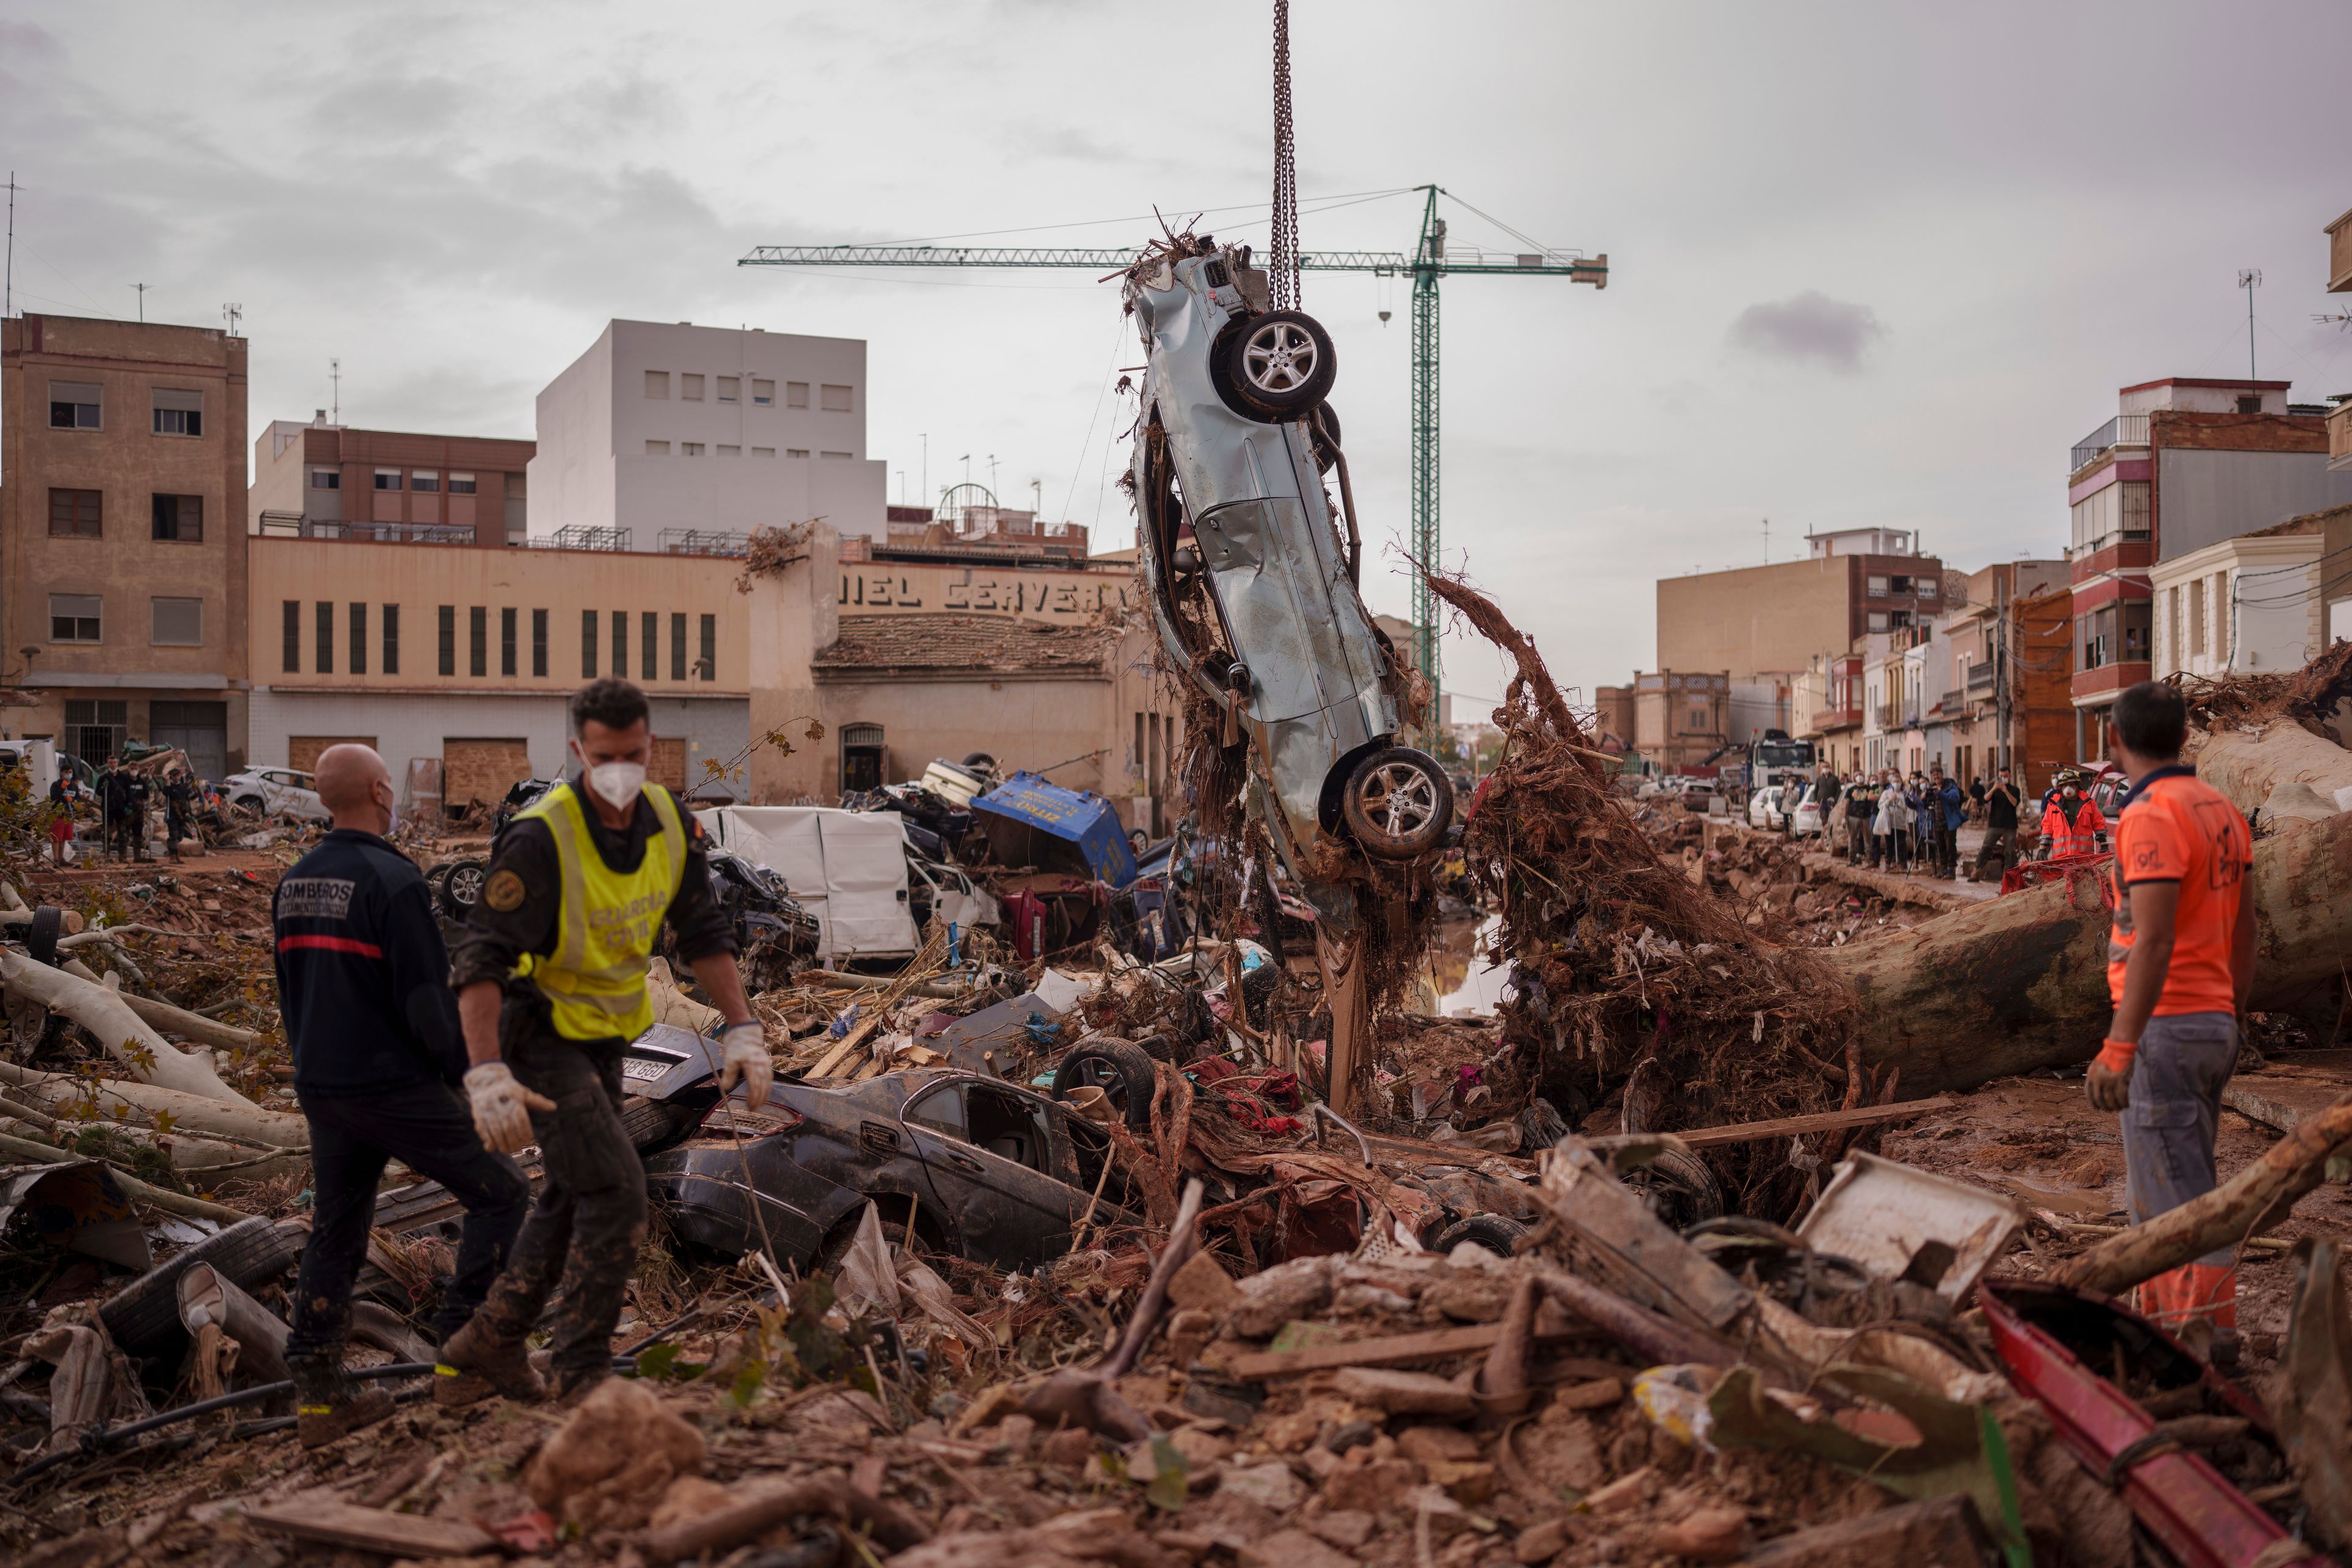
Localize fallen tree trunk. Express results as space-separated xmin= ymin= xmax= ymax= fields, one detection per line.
xmin=0 ymin=950 xmax=252 ymax=1104
xmin=1827 ymin=811 xmax=2352 ymax=1094
xmin=2192 ymin=721 xmax=2352 ymax=821
xmin=2054 ymin=1095 xmax=2352 ymax=1296
xmin=0 ymin=1061 xmax=307 ymax=1148
xmin=0 ymin=1129 xmax=254 ymax=1222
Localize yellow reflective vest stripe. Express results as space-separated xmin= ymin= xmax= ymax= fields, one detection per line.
xmin=513 ymin=780 xmax=687 ymax=1042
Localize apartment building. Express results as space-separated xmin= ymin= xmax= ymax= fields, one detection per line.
xmin=0 ymin=314 xmax=249 ymax=775
xmin=1940 ymin=560 xmax=2068 ymax=788
xmin=1656 ymin=527 xmax=1945 ymax=680
xmin=1629 ymin=671 xmax=1729 ymax=774
xmin=2063 ymin=376 xmax=2348 ymax=757
xmin=1790 ymin=652 xmax=1863 ymax=774
xmin=249 ymin=416 xmax=532 ymax=546
xmin=2150 ymin=504 xmax=2352 ymax=682
xmin=529 ymin=320 xmax=887 ymax=546
xmin=2328 ymin=205 xmax=2352 ymax=475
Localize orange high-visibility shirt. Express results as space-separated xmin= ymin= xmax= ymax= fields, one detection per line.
xmin=2106 ymin=768 xmax=2251 ymax=1016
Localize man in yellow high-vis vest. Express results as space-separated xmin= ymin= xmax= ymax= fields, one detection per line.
xmin=438 ymin=678 xmax=771 ymax=1404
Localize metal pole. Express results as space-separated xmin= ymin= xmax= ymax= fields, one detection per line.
xmin=1410 ymin=186 xmax=1442 ymax=703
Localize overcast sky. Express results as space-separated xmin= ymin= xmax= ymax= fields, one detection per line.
xmin=7 ymin=1 xmax=2352 ymax=709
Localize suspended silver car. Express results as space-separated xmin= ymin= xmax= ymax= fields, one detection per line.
xmin=1125 ymin=238 xmax=1453 ymax=902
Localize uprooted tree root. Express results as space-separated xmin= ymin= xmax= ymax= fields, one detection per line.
xmin=2177 ymin=635 xmax=2352 ymax=734
xmin=1427 ymin=571 xmax=1858 ymax=1215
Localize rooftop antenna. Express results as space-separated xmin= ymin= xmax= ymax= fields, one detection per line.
xmin=4 ymin=172 xmax=17 ymax=320
xmin=2241 ymin=269 xmax=2263 ymax=383
xmin=1031 ymin=478 xmax=1042 ymax=516
xmin=987 ymin=453 xmax=998 ymax=498
xmin=221 ymin=302 xmax=243 ymax=336
xmin=130 ymin=281 xmax=148 ymax=322
xmin=330 ymin=357 xmax=341 ymax=423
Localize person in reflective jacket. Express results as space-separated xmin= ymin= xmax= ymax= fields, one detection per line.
xmin=438 ymin=679 xmax=769 ymax=1405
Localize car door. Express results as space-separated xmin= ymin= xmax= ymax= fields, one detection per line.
xmin=898 ymin=1077 xmax=1077 ymax=1268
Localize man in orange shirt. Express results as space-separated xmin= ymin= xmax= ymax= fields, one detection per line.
xmin=2086 ymin=682 xmax=2255 ymax=1353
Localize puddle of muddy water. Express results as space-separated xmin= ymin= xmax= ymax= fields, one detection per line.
xmin=1424 ymin=913 xmax=1509 ymax=1016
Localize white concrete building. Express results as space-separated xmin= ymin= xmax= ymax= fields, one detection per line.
xmin=528 ymin=320 xmax=888 ymax=546
xmin=2151 ymin=521 xmax=2333 ymax=682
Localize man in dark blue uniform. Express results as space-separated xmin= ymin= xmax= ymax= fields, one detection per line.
xmin=273 ymin=744 xmax=530 ymax=1446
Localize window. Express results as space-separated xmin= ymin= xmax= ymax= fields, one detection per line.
xmin=699 ymin=613 xmax=717 ymax=680
xmin=1890 ymin=609 xmax=1913 ymax=629
xmin=680 ymin=373 xmax=704 ymax=401
xmin=717 ymin=444 xmax=739 ymax=456
xmin=611 ymin=610 xmax=628 ymax=676
xmin=66 ymin=700 xmax=126 ymax=763
xmin=501 ymin=608 xmax=518 ymax=676
xmin=752 ymin=447 xmax=775 ymax=458
xmin=2122 ymin=600 xmax=2152 ymax=664
xmin=412 ymin=470 xmax=440 ymax=493
xmin=49 ymin=381 xmax=100 ymax=429
xmin=350 ymin=603 xmax=368 ymax=674
xmin=671 ymin=612 xmax=687 ymax=680
xmin=282 ymin=600 xmax=300 ymax=671
xmin=717 ymin=376 xmax=739 ymax=404
xmin=532 ymin=609 xmax=548 ymax=677
xmin=151 ymin=494 xmax=203 ymax=542
xmin=682 ymin=442 xmax=704 ymax=456
xmin=315 ymin=601 xmax=334 ymax=674
xmin=752 ymin=379 xmax=774 ymax=406
xmin=786 ymin=382 xmax=810 ymax=409
xmin=48 ymin=489 xmax=101 ymax=538
xmin=581 ymin=609 xmax=598 ymax=677
xmin=383 ymin=603 xmax=401 ymax=675
xmin=645 ymin=371 xmax=670 ymax=399
xmin=439 ymin=605 xmax=456 ymax=676
xmin=309 ymin=468 xmax=340 ymax=489
xmin=786 ymin=448 xmax=810 ymax=458
xmin=1919 ymin=578 xmax=1940 ymax=598
xmin=645 ymin=440 xmax=670 ymax=456
xmin=1868 ymin=611 xmax=1889 ymax=633
xmin=641 ymin=611 xmax=658 ymax=680
xmin=151 ymin=387 xmax=203 ymax=436
xmin=374 ymin=469 xmax=402 ymax=491
xmin=820 ymin=450 xmax=852 ymax=459
xmin=1889 ymin=575 xmax=1913 ymax=595
xmin=150 ymin=597 xmax=203 ymax=646
xmin=2237 ymin=394 xmax=2263 ymax=414
xmin=449 ymin=472 xmax=477 ymax=494
xmin=821 ymin=383 xmax=853 ymax=412
xmin=50 ymin=595 xmax=100 ymax=643
xmin=1866 ymin=575 xmax=1889 ymax=597
xmin=469 ymin=606 xmax=487 ymax=677
xmin=2070 ymin=480 xmax=2150 ymax=554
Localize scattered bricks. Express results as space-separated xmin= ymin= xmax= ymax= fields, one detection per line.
xmin=1238 ymin=1526 xmax=1365 ymax=1568
xmin=1310 ymin=1510 xmax=1377 ymax=1550
xmin=1038 ymin=1425 xmax=1096 ymax=1473
xmin=1169 ymin=1426 xmax=1234 ymax=1469
xmin=1298 ymin=1445 xmax=1346 ymax=1482
xmin=1169 ymin=1250 xmax=1244 ymax=1316
xmin=1649 ymin=1507 xmax=1751 ymax=1562
xmin=1551 ymin=1377 xmax=1625 ymax=1412
xmin=1319 ymin=1457 xmax=1423 ymax=1514
xmin=1219 ymin=1461 xmax=1308 ymax=1513
xmin=1231 ymin=1256 xmax=1340 ymax=1338
xmin=1262 ymin=1409 xmax=1325 ymax=1452
xmin=1166 ymin=1307 xmax=1218 ymax=1368
xmin=1578 ymin=1465 xmax=1654 ymax=1517
xmin=1395 ymin=1425 xmax=1482 ymax=1465
xmin=1333 ymin=1366 xmax=1474 ymax=1418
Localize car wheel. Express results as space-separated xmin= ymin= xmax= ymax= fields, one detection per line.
xmin=232 ymin=794 xmax=263 ymax=812
xmin=100 ymin=1215 xmax=306 ymax=1355
xmin=1223 ymin=309 xmax=1338 ymax=418
xmin=1310 ymin=402 xmax=1343 ymax=472
xmin=1051 ymin=1038 xmax=1159 ymax=1131
xmin=439 ymin=859 xmax=488 ymax=920
xmin=1340 ymin=747 xmax=1453 ymax=861
xmin=1426 ymin=1212 xmax=1527 ymax=1258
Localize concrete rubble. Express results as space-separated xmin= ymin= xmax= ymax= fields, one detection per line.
xmin=4 ymin=620 xmax=2352 ymax=1567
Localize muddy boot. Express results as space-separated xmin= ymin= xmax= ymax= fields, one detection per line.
xmin=293 ymin=1360 xmax=394 ymax=1449
xmin=548 ymin=1363 xmax=609 ymax=1408
xmin=435 ymin=1316 xmax=546 ymax=1408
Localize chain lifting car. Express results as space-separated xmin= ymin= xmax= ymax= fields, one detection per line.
xmin=1127 ymin=239 xmax=1452 ymax=902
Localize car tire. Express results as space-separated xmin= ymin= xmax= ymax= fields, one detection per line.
xmin=232 ymin=794 xmax=262 ymax=812
xmin=100 ymin=1215 xmax=305 ymax=1356
xmin=1340 ymin=747 xmax=1454 ymax=861
xmin=1310 ymin=402 xmax=1343 ymax=472
xmin=1223 ymin=309 xmax=1338 ymax=418
xmin=438 ymin=859 xmax=488 ymax=920
xmin=1427 ymin=1212 xmax=1527 ymax=1258
xmin=1051 ymin=1038 xmax=1159 ymax=1132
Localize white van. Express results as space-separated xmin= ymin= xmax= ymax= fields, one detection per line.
xmin=696 ymin=805 xmax=921 ymax=960
xmin=0 ymin=740 xmax=61 ymax=798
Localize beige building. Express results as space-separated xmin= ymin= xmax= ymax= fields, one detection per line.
xmin=1656 ymin=527 xmax=1946 ymax=680
xmin=2150 ymin=505 xmax=2352 ymax=683
xmin=0 ymin=314 xmax=250 ymax=774
xmin=1629 ymin=670 xmax=1729 ymax=774
xmin=250 ymin=415 xmax=533 ymax=546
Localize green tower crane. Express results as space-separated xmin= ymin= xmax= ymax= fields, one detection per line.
xmin=740 ymin=189 xmax=1605 ymax=699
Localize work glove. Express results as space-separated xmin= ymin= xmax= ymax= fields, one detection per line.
xmin=2084 ymin=1056 xmax=2133 ymax=1114
xmin=718 ymin=1022 xmax=773 ymax=1112
xmin=464 ymin=1061 xmax=556 ymax=1155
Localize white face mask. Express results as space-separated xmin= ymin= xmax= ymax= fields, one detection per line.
xmin=579 ymin=753 xmax=646 ymax=809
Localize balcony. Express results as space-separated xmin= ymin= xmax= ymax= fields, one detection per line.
xmin=2070 ymin=413 xmax=2150 ymax=474
xmin=1967 ymin=660 xmax=1997 ymax=692
xmin=1939 ymin=688 xmax=1963 ymax=713
xmin=256 ymin=513 xmax=477 ymax=545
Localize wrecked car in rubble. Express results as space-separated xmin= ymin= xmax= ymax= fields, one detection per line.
xmin=1126 ymin=238 xmax=1453 ymax=905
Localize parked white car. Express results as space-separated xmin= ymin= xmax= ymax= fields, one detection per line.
xmin=1748 ymin=783 xmax=1824 ymax=837
xmin=222 ymin=766 xmax=330 ymax=821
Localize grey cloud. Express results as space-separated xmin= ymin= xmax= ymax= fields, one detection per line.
xmin=1727 ymin=290 xmax=1887 ymax=372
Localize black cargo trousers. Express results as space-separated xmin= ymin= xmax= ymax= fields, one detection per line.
xmin=463 ymin=1024 xmax=646 ymax=1392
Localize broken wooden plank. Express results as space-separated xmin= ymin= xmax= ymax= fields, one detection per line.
xmin=1227 ymin=1322 xmax=1592 ymax=1380
xmin=245 ymin=1498 xmax=497 ymax=1558
xmin=1675 ymin=1096 xmax=1955 ymax=1150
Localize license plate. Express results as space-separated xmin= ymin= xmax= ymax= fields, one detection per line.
xmin=622 ymin=1055 xmax=679 ymax=1082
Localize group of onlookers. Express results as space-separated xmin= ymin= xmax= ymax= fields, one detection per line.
xmin=43 ymin=758 xmax=208 ymax=866
xmin=1809 ymin=761 xmax=2109 ymax=881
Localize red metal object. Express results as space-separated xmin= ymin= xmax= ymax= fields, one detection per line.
xmin=1999 ymin=850 xmax=2115 ymax=898
xmin=1980 ymin=1281 xmax=2322 ymax=1568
